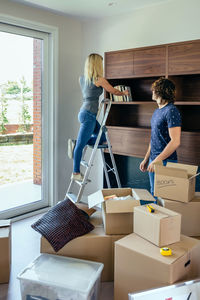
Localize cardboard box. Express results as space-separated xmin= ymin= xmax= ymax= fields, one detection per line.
xmin=132 ymin=188 xmax=156 ymax=205
xmin=41 ymin=212 xmax=125 ymax=282
xmin=88 ymin=188 xmax=154 ymax=234
xmin=158 ymin=192 xmax=200 ymax=236
xmin=0 ymin=220 xmax=11 ymax=283
xmin=154 ymin=162 xmax=199 ymax=202
xmin=134 ymin=204 xmax=181 ymax=246
xmin=114 ymin=233 xmax=200 ymax=300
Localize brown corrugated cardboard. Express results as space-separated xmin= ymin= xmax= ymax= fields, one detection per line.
xmin=88 ymin=188 xmax=137 ymax=209
xmin=134 ymin=204 xmax=181 ymax=246
xmin=132 ymin=188 xmax=156 ymax=205
xmin=114 ymin=233 xmax=200 ymax=300
xmin=88 ymin=188 xmax=155 ymax=234
xmin=41 ymin=212 xmax=125 ymax=282
xmin=0 ymin=220 xmax=11 ymax=284
xmin=154 ymin=162 xmax=199 ymax=202
xmin=158 ymin=192 xmax=200 ymax=236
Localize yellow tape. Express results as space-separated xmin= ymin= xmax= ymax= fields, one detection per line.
xmin=160 ymin=247 xmax=172 ymax=256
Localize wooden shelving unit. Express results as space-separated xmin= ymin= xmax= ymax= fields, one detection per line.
xmin=105 ymin=39 xmax=200 ymax=165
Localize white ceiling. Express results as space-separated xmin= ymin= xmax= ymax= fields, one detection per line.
xmin=11 ymin=0 xmax=171 ymax=20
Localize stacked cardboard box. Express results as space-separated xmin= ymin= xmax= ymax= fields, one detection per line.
xmin=154 ymin=162 xmax=200 ymax=237
xmin=154 ymin=162 xmax=199 ymax=202
xmin=41 ymin=188 xmax=155 ymax=282
xmin=88 ymin=187 xmax=155 ymax=234
xmin=41 ymin=211 xmax=124 ymax=281
xmin=134 ymin=204 xmax=181 ymax=246
xmin=114 ymin=203 xmax=200 ymax=300
xmin=158 ymin=192 xmax=200 ymax=236
xmin=0 ymin=220 xmax=11 ymax=284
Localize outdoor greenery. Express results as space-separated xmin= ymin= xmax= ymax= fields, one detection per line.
xmin=6 ymin=77 xmax=32 ymax=100
xmin=0 ymin=77 xmax=32 ymax=134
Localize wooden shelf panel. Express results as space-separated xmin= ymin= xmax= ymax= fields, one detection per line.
xmin=107 ymin=126 xmax=200 ymax=165
xmin=110 ymin=101 xmax=153 ymax=105
xmin=109 ymin=101 xmax=200 ymax=105
xmin=175 ymin=101 xmax=200 ymax=105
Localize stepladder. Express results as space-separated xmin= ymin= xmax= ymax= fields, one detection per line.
xmin=65 ymin=98 xmax=121 ymax=204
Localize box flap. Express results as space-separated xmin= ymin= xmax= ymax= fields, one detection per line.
xmin=0 ymin=220 xmax=11 ymax=228
xmin=88 ymin=190 xmax=105 ymax=208
xmin=155 ymin=163 xmax=188 ymax=179
xmin=105 ymin=199 xmax=140 ymax=213
xmin=116 ymin=233 xmax=198 ymax=265
xmin=166 ymin=162 xmax=198 ymax=176
xmin=132 ymin=188 xmax=155 ymax=201
xmin=88 ymin=188 xmax=133 ymax=208
xmin=189 ymin=172 xmax=200 ymax=181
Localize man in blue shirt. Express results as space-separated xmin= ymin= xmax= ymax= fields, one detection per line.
xmin=139 ymin=77 xmax=181 ymax=195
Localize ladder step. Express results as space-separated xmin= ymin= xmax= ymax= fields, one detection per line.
xmin=81 ymin=160 xmax=89 ymax=167
xmin=66 ymin=193 xmax=88 ymax=204
xmin=74 ymin=178 xmax=91 ymax=186
xmin=66 ymin=193 xmax=77 ymax=203
xmin=89 ymin=144 xmax=108 ymax=149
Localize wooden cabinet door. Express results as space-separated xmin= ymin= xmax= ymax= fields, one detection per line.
xmin=177 ymin=131 xmax=200 ymax=165
xmin=168 ymin=41 xmax=200 ymax=75
xmin=105 ymin=50 xmax=133 ymax=79
xmin=107 ymin=127 xmax=151 ymax=158
xmin=133 ymin=46 xmax=166 ymax=77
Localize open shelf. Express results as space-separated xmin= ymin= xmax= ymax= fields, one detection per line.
xmin=169 ymin=74 xmax=200 ymax=102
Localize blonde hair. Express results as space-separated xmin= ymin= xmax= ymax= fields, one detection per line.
xmin=84 ymin=53 xmax=103 ymax=83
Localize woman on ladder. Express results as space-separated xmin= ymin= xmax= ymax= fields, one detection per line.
xmin=68 ymin=53 xmax=129 ymax=181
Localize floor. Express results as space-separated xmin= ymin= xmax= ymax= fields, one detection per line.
xmin=0 ymin=214 xmax=113 ymax=300
xmin=0 ymin=181 xmax=41 ymax=211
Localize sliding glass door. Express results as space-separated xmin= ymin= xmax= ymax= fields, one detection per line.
xmin=0 ymin=21 xmax=54 ymax=218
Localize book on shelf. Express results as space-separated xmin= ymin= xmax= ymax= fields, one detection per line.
xmin=109 ymin=85 xmax=132 ymax=102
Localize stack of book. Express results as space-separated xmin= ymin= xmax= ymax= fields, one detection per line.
xmin=110 ymin=85 xmax=132 ymax=102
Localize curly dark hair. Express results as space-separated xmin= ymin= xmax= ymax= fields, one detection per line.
xmin=151 ymin=77 xmax=175 ymax=103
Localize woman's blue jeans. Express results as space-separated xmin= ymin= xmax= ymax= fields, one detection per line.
xmin=148 ymin=158 xmax=177 ymax=196
xmin=73 ymin=109 xmax=106 ymax=173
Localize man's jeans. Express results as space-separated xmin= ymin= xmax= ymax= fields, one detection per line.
xmin=73 ymin=109 xmax=106 ymax=173
xmin=148 ymin=158 xmax=177 ymax=196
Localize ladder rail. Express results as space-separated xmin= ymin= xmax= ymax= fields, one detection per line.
xmin=79 ymin=100 xmax=112 ymax=186
xmin=100 ymin=149 xmax=111 ymax=188
xmin=106 ymin=132 xmax=121 ymax=188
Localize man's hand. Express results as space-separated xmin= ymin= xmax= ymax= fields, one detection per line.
xmin=147 ymin=161 xmax=155 ymax=172
xmin=147 ymin=158 xmax=161 ymax=172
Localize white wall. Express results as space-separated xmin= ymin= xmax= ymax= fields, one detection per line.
xmin=0 ymin=0 xmax=83 ymax=202
xmin=82 ymin=0 xmax=200 ymax=55
xmin=81 ymin=0 xmax=200 ymax=194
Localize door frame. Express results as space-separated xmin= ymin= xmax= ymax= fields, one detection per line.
xmin=0 ymin=15 xmax=58 ymax=219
